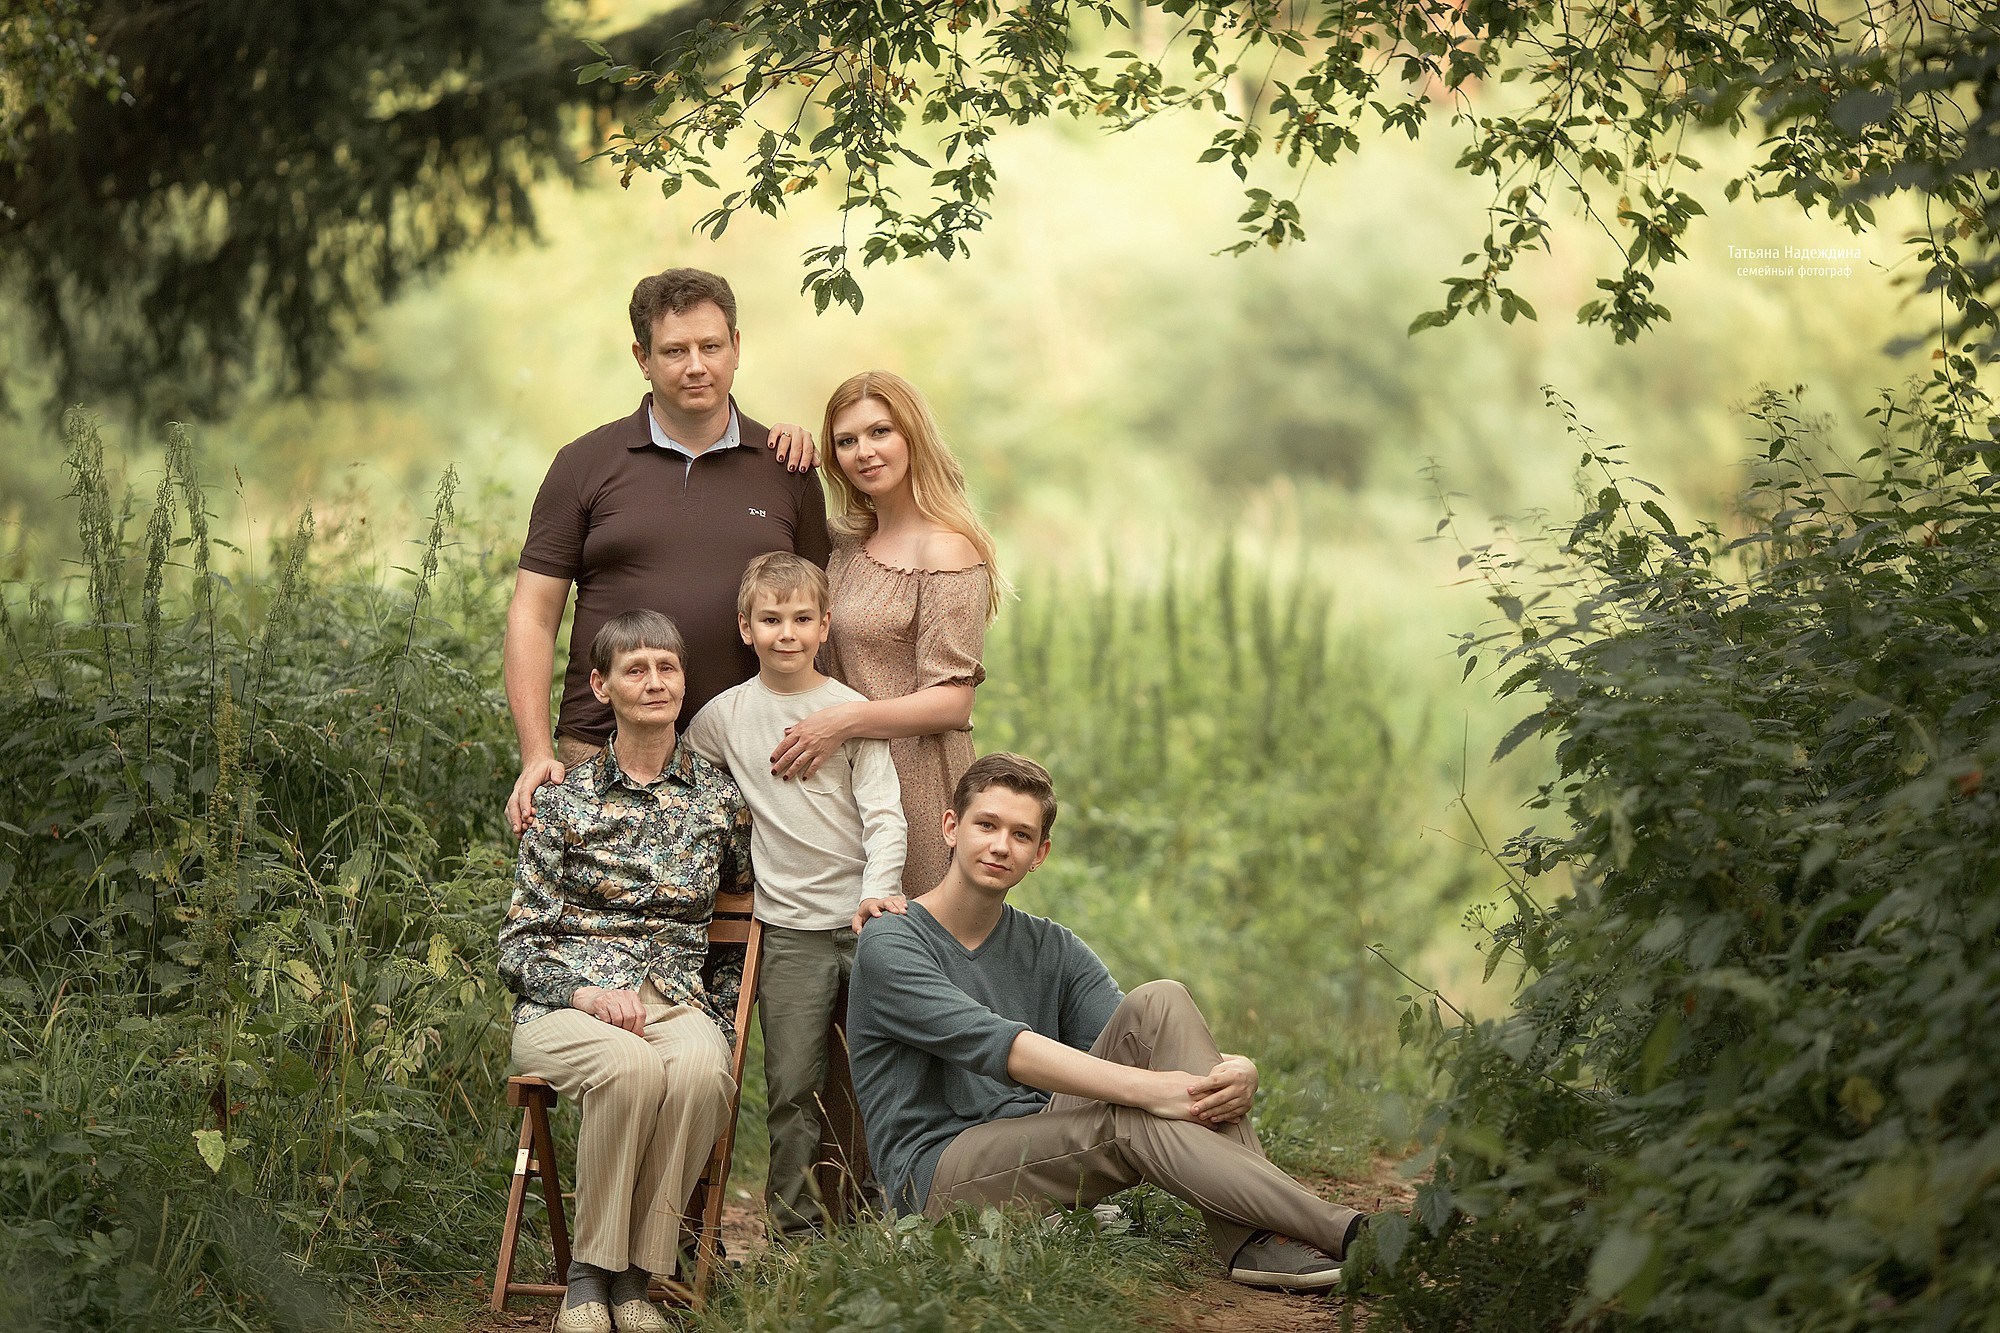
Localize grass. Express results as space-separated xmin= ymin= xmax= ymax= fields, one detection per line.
xmin=690 ymin=1201 xmax=1205 ymax=1333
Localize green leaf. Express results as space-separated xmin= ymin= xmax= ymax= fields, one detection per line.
xmin=1638 ymin=1007 xmax=1680 ymax=1091
xmin=1493 ymin=709 xmax=1547 ymax=761
xmin=1371 ymin=1209 xmax=1411 ymax=1270
xmin=194 ymin=1129 xmax=227 ymax=1173
xmin=1586 ymin=1227 xmax=1654 ymax=1303
xmin=1415 ymin=1181 xmax=1455 ymax=1233
xmin=1800 ymin=836 xmax=1840 ymax=883
xmin=1840 ymin=1075 xmax=1886 ymax=1127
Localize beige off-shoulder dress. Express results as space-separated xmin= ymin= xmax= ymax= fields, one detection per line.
xmin=823 ymin=533 xmax=990 ymax=898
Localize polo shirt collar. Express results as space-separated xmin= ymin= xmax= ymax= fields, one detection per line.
xmin=593 ymin=730 xmax=697 ymax=797
xmin=635 ymin=393 xmax=742 ymax=458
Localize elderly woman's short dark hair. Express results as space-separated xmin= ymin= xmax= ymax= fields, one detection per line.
xmin=590 ymin=609 xmax=686 ymax=677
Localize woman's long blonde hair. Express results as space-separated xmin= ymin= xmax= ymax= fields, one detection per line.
xmin=819 ymin=371 xmax=1007 ymax=621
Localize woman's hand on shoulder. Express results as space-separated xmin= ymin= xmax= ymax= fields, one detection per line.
xmin=766 ymin=422 xmax=818 ymax=472
xmin=770 ymin=701 xmax=861 ymax=780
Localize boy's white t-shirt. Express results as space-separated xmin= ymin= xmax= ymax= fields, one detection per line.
xmin=684 ymin=676 xmax=907 ymax=930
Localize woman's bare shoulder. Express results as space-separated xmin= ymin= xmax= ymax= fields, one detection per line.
xmin=917 ymin=527 xmax=982 ymax=572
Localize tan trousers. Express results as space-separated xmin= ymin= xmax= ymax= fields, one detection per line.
xmin=511 ymin=983 xmax=734 ymax=1274
xmin=924 ymin=980 xmax=1362 ymax=1264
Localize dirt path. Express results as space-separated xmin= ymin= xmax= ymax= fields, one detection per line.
xmin=445 ymin=1158 xmax=1417 ymax=1333
xmin=1150 ymin=1156 xmax=1420 ymax=1333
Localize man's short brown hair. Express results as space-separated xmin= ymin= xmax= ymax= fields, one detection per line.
xmin=737 ymin=551 xmax=830 ymax=621
xmin=630 ymin=268 xmax=738 ymax=350
xmin=590 ymin=609 xmax=686 ymax=677
xmin=952 ymin=753 xmax=1059 ymax=840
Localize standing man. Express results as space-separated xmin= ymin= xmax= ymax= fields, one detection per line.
xmin=506 ymin=268 xmax=831 ymax=834
xmin=847 ymin=753 xmax=1369 ymax=1291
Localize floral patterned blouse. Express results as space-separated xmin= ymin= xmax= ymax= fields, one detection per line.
xmin=498 ymin=734 xmax=752 ymax=1032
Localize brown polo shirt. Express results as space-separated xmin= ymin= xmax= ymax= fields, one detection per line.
xmin=519 ymin=397 xmax=831 ymax=744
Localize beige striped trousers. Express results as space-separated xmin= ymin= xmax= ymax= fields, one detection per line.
xmin=510 ymin=983 xmax=733 ymax=1274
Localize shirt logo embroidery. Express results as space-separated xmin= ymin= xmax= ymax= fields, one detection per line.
xmin=747 ymin=507 xmax=768 ymax=518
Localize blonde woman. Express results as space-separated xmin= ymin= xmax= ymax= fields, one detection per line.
xmin=767 ymin=371 xmax=1003 ymax=899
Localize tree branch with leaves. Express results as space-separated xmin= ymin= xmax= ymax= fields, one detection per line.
xmin=594 ymin=0 xmax=1998 ymax=367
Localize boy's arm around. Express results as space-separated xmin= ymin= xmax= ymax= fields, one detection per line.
xmin=850 ymin=735 xmax=907 ymax=914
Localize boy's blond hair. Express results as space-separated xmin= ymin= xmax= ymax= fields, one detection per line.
xmin=737 ymin=551 xmax=830 ymax=621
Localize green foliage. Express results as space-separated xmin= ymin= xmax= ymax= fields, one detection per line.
xmin=0 ymin=412 xmax=520 ymax=1329
xmin=1353 ymin=379 xmax=2000 ymax=1330
xmin=0 ymin=0 xmax=736 ymax=418
xmin=689 ymin=1201 xmax=1201 ymax=1332
xmin=0 ymin=0 xmax=123 ymax=166
xmin=599 ymin=0 xmax=1999 ymax=352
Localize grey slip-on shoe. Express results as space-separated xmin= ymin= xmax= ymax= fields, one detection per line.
xmin=1226 ymin=1231 xmax=1342 ymax=1292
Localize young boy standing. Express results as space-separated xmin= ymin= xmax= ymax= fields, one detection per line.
xmin=684 ymin=552 xmax=908 ymax=1235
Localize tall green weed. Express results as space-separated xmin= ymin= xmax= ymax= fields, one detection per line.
xmin=0 ymin=413 xmax=518 ymax=1330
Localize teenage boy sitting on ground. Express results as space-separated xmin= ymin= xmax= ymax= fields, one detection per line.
xmin=499 ymin=610 xmax=749 ymax=1333
xmin=684 ymin=552 xmax=908 ymax=1235
xmin=846 ymin=753 xmax=1367 ymax=1292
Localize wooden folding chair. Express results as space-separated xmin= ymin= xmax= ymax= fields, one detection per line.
xmin=491 ymin=890 xmax=765 ymax=1312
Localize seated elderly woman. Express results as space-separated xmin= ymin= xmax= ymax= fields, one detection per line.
xmin=498 ymin=609 xmax=748 ymax=1333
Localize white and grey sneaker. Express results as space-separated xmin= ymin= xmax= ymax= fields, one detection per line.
xmin=1226 ymin=1231 xmax=1342 ymax=1292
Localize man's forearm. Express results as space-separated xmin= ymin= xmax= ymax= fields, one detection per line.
xmin=504 ymin=608 xmax=560 ymax=762
xmin=1005 ymin=1029 xmax=1195 ymax=1119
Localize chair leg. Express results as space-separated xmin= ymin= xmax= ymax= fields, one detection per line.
xmin=492 ymin=1109 xmax=537 ymax=1311
xmin=690 ymin=1153 xmax=728 ymax=1303
xmin=527 ymin=1097 xmax=572 ymax=1276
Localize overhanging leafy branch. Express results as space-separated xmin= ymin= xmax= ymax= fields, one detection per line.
xmin=598 ymin=0 xmax=1999 ymax=356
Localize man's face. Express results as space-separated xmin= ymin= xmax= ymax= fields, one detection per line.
xmin=632 ymin=301 xmax=740 ymax=421
xmin=942 ymin=787 xmax=1051 ymax=894
xmin=589 ymin=645 xmax=686 ymax=731
xmin=739 ymin=589 xmax=830 ymax=680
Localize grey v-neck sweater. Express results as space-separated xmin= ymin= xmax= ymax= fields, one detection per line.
xmin=846 ymin=901 xmax=1125 ymax=1212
